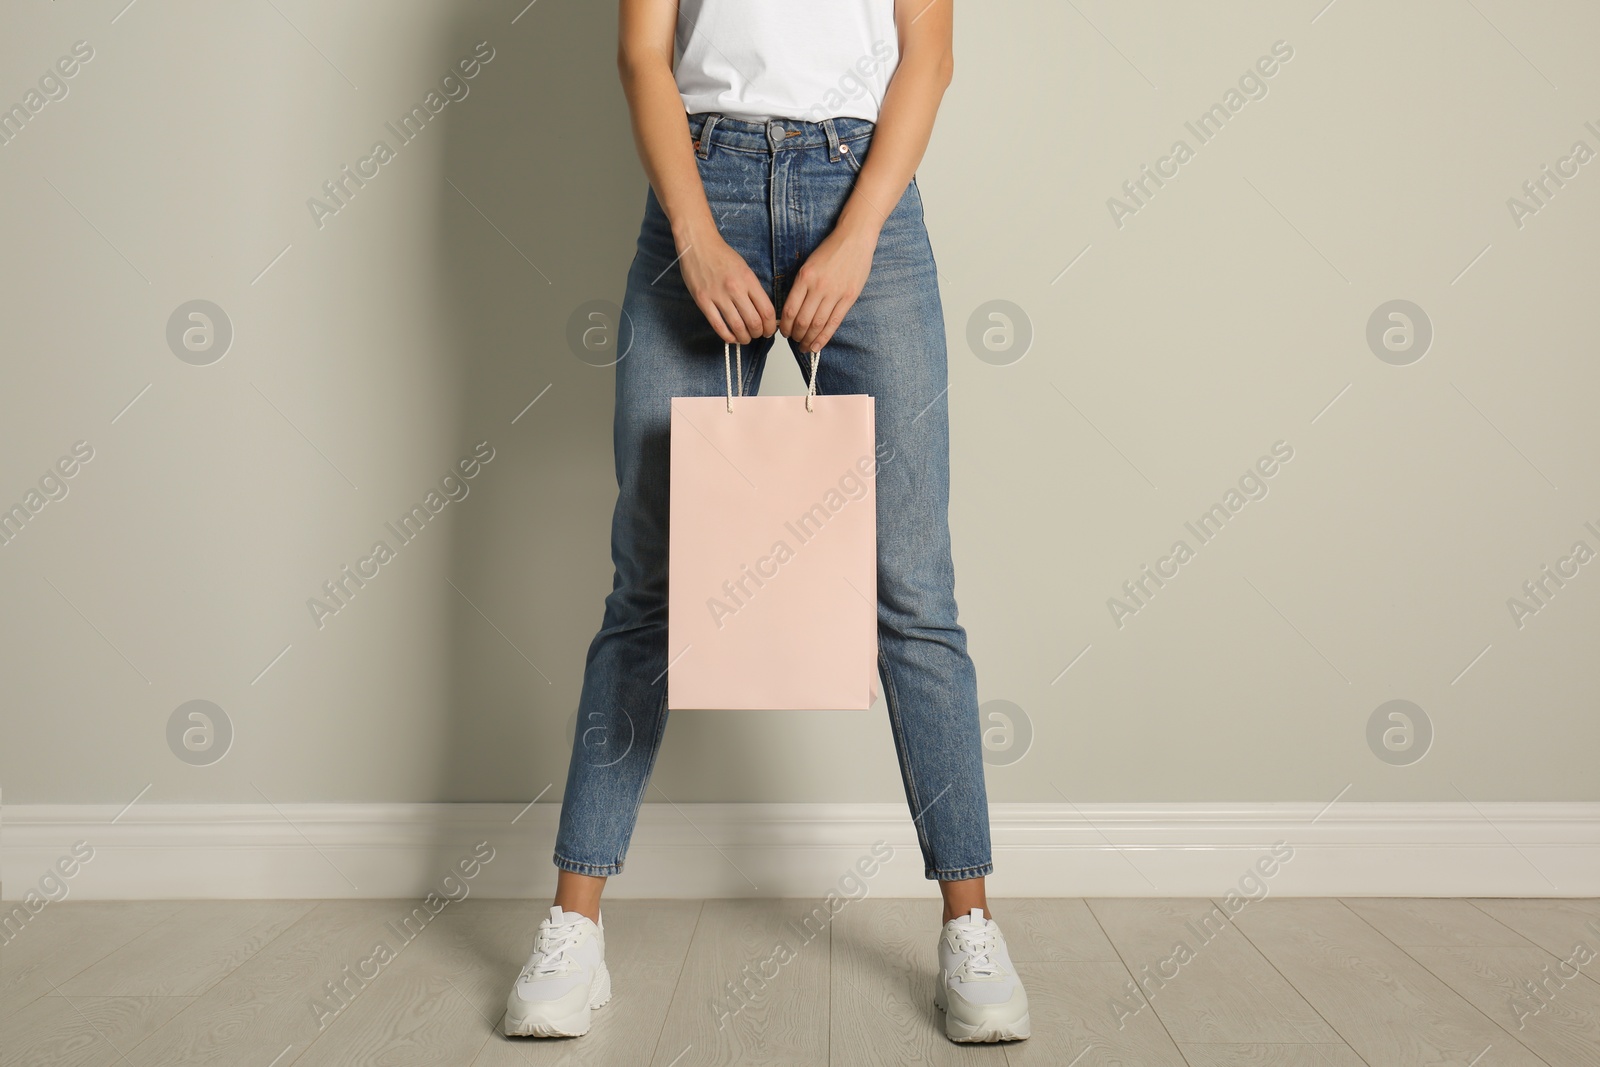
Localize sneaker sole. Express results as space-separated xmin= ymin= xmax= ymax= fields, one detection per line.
xmin=503 ymin=962 xmax=612 ymax=1038
xmin=933 ymin=985 xmax=1031 ymax=1043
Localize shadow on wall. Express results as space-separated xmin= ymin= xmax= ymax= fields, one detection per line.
xmin=422 ymin=1 xmax=637 ymax=891
xmin=414 ymin=1 xmax=824 ymax=902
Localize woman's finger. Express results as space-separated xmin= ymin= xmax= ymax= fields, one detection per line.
xmin=731 ymin=288 xmax=766 ymax=343
xmin=806 ymin=292 xmax=841 ymax=352
xmin=790 ymin=286 xmax=827 ymax=352
xmin=717 ymin=295 xmax=753 ymax=344
xmin=812 ymin=299 xmax=850 ymax=352
xmin=748 ymin=279 xmax=778 ymax=336
xmin=697 ymin=295 xmax=735 ymax=344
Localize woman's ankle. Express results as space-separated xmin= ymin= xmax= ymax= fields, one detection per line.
xmin=553 ymin=869 xmax=608 ymax=925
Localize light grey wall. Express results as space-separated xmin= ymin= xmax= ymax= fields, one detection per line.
xmin=2 ymin=0 xmax=1596 ymax=810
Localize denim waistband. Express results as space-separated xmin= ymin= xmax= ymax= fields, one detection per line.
xmin=687 ymin=111 xmax=875 ymax=155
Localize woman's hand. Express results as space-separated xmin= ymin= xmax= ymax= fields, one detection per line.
xmin=780 ymin=224 xmax=877 ymax=354
xmin=677 ymin=227 xmax=777 ymax=345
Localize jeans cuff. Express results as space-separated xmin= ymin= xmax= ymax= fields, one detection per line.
xmin=928 ymin=861 xmax=993 ymax=881
xmin=553 ymin=852 xmax=624 ymax=878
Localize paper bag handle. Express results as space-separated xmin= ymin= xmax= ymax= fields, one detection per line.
xmin=723 ymin=341 xmax=743 ymax=412
xmin=725 ymin=342 xmax=821 ymax=413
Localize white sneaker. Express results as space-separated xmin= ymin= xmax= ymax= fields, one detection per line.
xmin=934 ymin=907 xmax=1031 ymax=1042
xmin=503 ymin=905 xmax=612 ymax=1037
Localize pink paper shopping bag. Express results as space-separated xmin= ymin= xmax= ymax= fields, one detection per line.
xmin=668 ymin=345 xmax=881 ymax=710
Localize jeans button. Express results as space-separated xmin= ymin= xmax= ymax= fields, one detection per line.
xmin=769 ymin=122 xmax=785 ymax=137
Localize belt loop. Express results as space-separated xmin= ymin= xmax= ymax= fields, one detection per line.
xmin=822 ymin=116 xmax=841 ymax=161
xmin=697 ymin=113 xmax=722 ymax=158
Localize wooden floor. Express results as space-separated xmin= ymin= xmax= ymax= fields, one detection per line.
xmin=4 ymin=896 xmax=1599 ymax=1066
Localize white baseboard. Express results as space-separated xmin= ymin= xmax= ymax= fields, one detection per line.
xmin=3 ymin=802 xmax=1598 ymax=901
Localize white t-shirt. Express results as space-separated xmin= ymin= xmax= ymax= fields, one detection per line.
xmin=674 ymin=0 xmax=900 ymax=124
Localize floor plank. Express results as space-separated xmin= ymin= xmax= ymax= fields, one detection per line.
xmin=0 ymin=995 xmax=193 ymax=1067
xmin=116 ymin=899 xmax=432 ymax=1067
xmin=58 ymin=901 xmax=314 ymax=998
xmin=649 ymin=898 xmax=831 ymax=1067
xmin=1087 ymin=898 xmax=1339 ymax=1044
xmin=1467 ymin=898 xmax=1600 ymax=959
xmin=1342 ymin=898 xmax=1536 ymax=947
xmin=1403 ymin=945 xmax=1600 ymax=1067
xmin=829 ymin=898 xmax=1004 ymax=1066
xmin=284 ymin=904 xmax=499 ymax=1067
xmin=0 ymin=901 xmax=186 ymax=1019
xmin=1000 ymin=961 xmax=1188 ymax=1066
xmin=1226 ymin=898 xmax=1549 ymax=1067
xmin=1176 ymin=1043 xmax=1367 ymax=1066
xmin=990 ymin=897 xmax=1120 ymax=963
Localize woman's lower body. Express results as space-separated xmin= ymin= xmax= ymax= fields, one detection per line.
xmin=553 ymin=111 xmax=993 ymax=882
xmin=507 ymin=111 xmax=1028 ymax=1044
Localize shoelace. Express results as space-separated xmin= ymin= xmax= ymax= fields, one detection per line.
xmin=953 ymin=921 xmax=1001 ymax=980
xmin=522 ymin=920 xmax=583 ymax=978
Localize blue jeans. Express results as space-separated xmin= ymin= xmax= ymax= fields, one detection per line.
xmin=553 ymin=112 xmax=992 ymax=882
